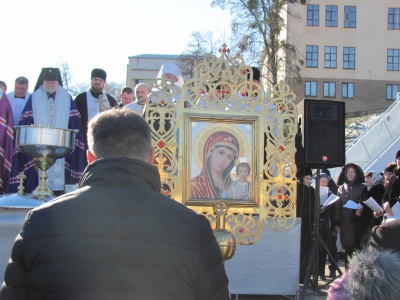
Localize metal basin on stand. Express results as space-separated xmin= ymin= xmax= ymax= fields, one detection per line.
xmin=15 ymin=125 xmax=76 ymax=159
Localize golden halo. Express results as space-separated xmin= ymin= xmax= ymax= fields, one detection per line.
xmin=194 ymin=123 xmax=249 ymax=169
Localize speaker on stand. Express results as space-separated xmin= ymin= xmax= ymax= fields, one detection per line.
xmin=296 ymin=99 xmax=346 ymax=299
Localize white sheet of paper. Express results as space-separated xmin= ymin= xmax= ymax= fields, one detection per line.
xmin=385 ymin=202 xmax=400 ymax=221
xmin=364 ymin=197 xmax=384 ymax=213
xmin=322 ymin=193 xmax=340 ymax=208
xmin=343 ymin=200 xmax=361 ymax=210
xmin=319 ymin=187 xmax=329 ymax=205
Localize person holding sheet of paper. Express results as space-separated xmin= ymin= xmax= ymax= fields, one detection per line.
xmin=321 ymin=168 xmax=338 ymax=194
xmin=319 ymin=172 xmax=339 ymax=278
xmin=334 ymin=163 xmax=365 ymax=268
xmin=382 ymin=162 xmax=400 ymax=216
xmin=355 ymin=171 xmax=385 ymax=250
xmin=296 ymin=168 xmax=316 ymax=283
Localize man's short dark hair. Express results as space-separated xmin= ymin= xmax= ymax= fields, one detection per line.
xmin=0 ymin=81 xmax=7 ymax=90
xmin=121 ymin=86 xmax=133 ymax=94
xmin=15 ymin=76 xmax=29 ymax=85
xmin=88 ymin=108 xmax=152 ymax=161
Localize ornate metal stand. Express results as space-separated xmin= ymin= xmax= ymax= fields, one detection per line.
xmin=213 ymin=200 xmax=236 ymax=261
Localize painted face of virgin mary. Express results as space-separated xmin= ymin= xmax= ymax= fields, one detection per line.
xmin=209 ymin=146 xmax=236 ymax=175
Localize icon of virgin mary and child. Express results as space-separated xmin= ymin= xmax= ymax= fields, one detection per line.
xmin=190 ymin=131 xmax=251 ymax=201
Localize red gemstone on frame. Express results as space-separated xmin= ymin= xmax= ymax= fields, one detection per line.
xmin=158 ymin=141 xmax=166 ymax=148
xmin=239 ymin=228 xmax=244 ymax=233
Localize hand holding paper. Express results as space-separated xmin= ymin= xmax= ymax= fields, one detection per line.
xmin=343 ymin=200 xmax=362 ymax=210
xmin=322 ymin=193 xmax=340 ymax=208
xmin=385 ymin=202 xmax=400 ymax=222
xmin=364 ymin=197 xmax=384 ymax=213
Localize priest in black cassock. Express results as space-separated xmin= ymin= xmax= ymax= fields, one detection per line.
xmin=74 ymin=68 xmax=118 ymax=155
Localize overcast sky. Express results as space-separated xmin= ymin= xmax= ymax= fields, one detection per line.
xmin=0 ymin=0 xmax=232 ymax=91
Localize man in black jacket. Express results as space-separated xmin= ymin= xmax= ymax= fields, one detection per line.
xmin=0 ymin=109 xmax=230 ymax=300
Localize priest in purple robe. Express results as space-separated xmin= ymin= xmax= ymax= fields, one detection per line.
xmin=9 ymin=67 xmax=86 ymax=194
xmin=0 ymin=90 xmax=14 ymax=194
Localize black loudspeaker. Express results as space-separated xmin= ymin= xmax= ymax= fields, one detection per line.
xmin=297 ymin=99 xmax=345 ymax=168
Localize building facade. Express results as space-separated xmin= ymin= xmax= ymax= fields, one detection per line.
xmin=285 ymin=0 xmax=399 ymax=114
xmin=126 ymin=54 xmax=180 ymax=89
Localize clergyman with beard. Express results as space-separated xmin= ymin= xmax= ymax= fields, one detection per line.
xmin=74 ymin=68 xmax=118 ymax=153
xmin=8 ymin=67 xmax=86 ymax=194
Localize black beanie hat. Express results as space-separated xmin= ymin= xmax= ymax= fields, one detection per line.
xmin=91 ymin=68 xmax=107 ymax=81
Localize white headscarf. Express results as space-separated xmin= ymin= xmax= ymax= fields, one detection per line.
xmin=367 ymin=171 xmax=383 ymax=186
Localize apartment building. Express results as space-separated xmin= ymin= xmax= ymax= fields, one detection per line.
xmin=285 ymin=1 xmax=399 ymax=114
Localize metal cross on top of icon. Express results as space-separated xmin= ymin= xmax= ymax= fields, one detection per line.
xmin=218 ymin=43 xmax=230 ymax=54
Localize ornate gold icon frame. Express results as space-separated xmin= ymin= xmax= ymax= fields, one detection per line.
xmin=145 ymin=44 xmax=298 ymax=244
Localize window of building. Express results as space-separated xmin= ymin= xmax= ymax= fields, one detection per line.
xmin=343 ymin=47 xmax=355 ymax=69
xmin=344 ymin=6 xmax=356 ymax=28
xmin=324 ymin=46 xmax=337 ymax=68
xmin=387 ymin=84 xmax=399 ymax=100
xmin=307 ymin=4 xmax=319 ymax=26
xmin=342 ymin=83 xmax=355 ymax=99
xmin=326 ymin=5 xmax=338 ymax=27
xmin=306 ymin=45 xmax=319 ymax=68
xmin=388 ymin=8 xmax=400 ymax=30
xmin=387 ymin=49 xmax=400 ymax=71
xmin=305 ymin=81 xmax=318 ymax=97
xmin=323 ymin=82 xmax=336 ymax=97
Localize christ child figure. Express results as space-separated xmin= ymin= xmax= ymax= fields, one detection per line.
xmin=223 ymin=162 xmax=251 ymax=200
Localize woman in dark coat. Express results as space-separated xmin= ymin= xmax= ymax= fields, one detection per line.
xmin=334 ymin=163 xmax=365 ymax=266
xmin=354 ymin=171 xmax=385 ymax=250
xmin=382 ymin=162 xmax=400 ymax=213
xmin=296 ymin=168 xmax=315 ymax=283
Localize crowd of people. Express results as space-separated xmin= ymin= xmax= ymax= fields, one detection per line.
xmin=297 ymin=151 xmax=400 ymax=299
xmin=1 ymin=62 xmax=400 ymax=298
xmin=0 ymin=62 xmax=186 ymax=195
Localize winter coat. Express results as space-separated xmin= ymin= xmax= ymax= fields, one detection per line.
xmin=385 ymin=176 xmax=400 ymax=207
xmin=335 ymin=182 xmax=365 ymax=250
xmin=354 ymin=183 xmax=385 ymax=249
xmin=334 ymin=163 xmax=365 ymax=251
xmin=296 ymin=182 xmax=316 ymax=277
xmin=0 ymin=157 xmax=230 ymax=300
